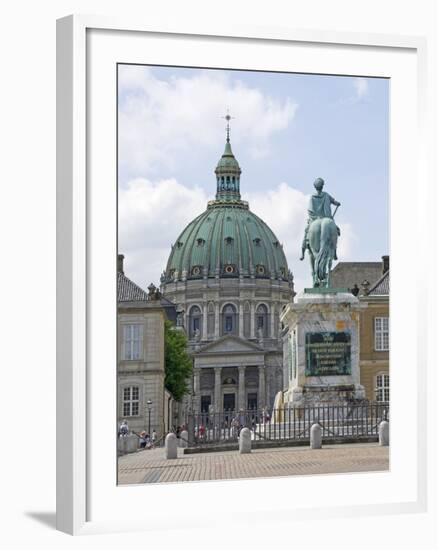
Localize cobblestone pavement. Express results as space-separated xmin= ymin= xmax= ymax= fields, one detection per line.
xmin=118 ymin=443 xmax=389 ymax=485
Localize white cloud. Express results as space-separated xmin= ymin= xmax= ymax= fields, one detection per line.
xmin=118 ymin=178 xmax=208 ymax=288
xmin=353 ymin=78 xmax=369 ymax=101
xmin=119 ymin=178 xmax=356 ymax=294
xmin=244 ymin=182 xmax=309 ymax=257
xmin=118 ymin=65 xmax=298 ymax=178
xmin=337 ymin=222 xmax=356 ymax=259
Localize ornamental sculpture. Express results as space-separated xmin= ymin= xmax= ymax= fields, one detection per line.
xmin=300 ymin=178 xmax=341 ymax=287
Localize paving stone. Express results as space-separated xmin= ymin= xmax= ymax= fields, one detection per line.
xmin=118 ymin=443 xmax=389 ymax=485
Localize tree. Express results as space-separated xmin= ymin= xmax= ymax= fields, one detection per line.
xmin=164 ymin=320 xmax=193 ymax=401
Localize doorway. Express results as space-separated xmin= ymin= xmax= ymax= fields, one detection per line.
xmin=247 ymin=392 xmax=258 ymax=410
xmin=223 ymin=393 xmax=236 ymax=411
xmin=201 ymin=395 xmax=211 ymax=414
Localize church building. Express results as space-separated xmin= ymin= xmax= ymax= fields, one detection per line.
xmin=160 ymin=122 xmax=295 ymax=414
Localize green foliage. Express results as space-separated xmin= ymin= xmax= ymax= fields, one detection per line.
xmin=164 ymin=321 xmax=192 ymax=401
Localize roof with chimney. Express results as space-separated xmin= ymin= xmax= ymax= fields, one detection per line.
xmin=117 ymin=271 xmax=149 ymax=303
xmin=330 ymin=262 xmax=382 ymax=292
xmin=367 ymin=270 xmax=390 ymax=296
xmin=117 ymin=254 xmax=178 ymax=322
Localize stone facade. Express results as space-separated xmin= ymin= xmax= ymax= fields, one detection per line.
xmin=359 ymin=267 xmax=390 ymax=400
xmin=118 ymin=257 xmax=178 ymax=437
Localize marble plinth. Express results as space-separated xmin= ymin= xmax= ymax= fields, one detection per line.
xmin=281 ymin=289 xmax=366 ymax=407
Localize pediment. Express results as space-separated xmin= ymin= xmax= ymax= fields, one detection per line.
xmin=194 ymin=335 xmax=264 ymax=356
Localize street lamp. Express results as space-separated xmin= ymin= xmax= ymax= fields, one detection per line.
xmin=147 ymin=399 xmax=152 ymax=435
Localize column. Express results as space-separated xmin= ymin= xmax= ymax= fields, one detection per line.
xmin=202 ymin=303 xmax=208 ymax=340
xmin=239 ymin=303 xmax=244 ymax=338
xmin=270 ymin=304 xmax=275 ymax=338
xmin=193 ymin=369 xmax=201 ymax=413
xmin=250 ymin=303 xmax=255 ymax=339
xmin=214 ymin=367 xmax=222 ymax=412
xmin=238 ymin=365 xmax=246 ymax=410
xmin=214 ymin=303 xmax=220 ymax=339
xmin=258 ymin=365 xmax=266 ymax=409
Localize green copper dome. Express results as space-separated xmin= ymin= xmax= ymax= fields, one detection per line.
xmin=163 ymin=129 xmax=290 ymax=283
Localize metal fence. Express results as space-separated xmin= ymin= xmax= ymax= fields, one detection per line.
xmin=186 ymin=402 xmax=389 ymax=447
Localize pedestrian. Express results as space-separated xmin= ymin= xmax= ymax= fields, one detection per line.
xmin=152 ymin=429 xmax=157 ymax=447
xmin=139 ymin=431 xmax=147 ymax=448
xmin=119 ymin=419 xmax=129 ymax=437
xmin=199 ymin=424 xmax=205 ymax=439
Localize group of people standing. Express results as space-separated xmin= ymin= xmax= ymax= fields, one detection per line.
xmin=118 ymin=419 xmax=157 ymax=450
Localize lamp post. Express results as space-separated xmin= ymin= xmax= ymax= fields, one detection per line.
xmin=147 ymin=399 xmax=152 ymax=435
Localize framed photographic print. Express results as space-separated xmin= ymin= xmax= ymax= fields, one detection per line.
xmin=57 ymin=15 xmax=427 ymax=535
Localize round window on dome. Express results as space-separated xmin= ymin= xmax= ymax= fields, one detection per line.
xmin=256 ymin=265 xmax=265 ymax=275
xmin=224 ymin=265 xmax=235 ymax=274
xmin=192 ymin=266 xmax=201 ymax=276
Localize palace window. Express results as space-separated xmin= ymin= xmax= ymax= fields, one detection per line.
xmin=375 ymin=374 xmax=390 ymax=402
xmin=256 ymin=304 xmax=268 ymax=337
xmin=123 ymin=386 xmax=140 ymax=417
xmin=222 ymin=303 xmax=237 ymax=335
xmin=189 ymin=306 xmax=202 ymax=339
xmin=123 ymin=324 xmax=143 ymax=360
xmin=374 ymin=317 xmax=389 ymax=351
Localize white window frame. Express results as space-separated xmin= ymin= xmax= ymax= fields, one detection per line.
xmin=375 ymin=373 xmax=390 ymax=402
xmin=122 ymin=323 xmax=143 ymax=360
xmin=122 ymin=386 xmax=140 ymax=417
xmin=374 ymin=316 xmax=389 ymax=351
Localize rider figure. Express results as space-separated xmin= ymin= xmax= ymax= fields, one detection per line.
xmin=300 ymin=178 xmax=341 ymax=261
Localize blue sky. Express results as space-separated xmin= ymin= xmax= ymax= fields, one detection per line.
xmin=118 ymin=65 xmax=389 ymax=293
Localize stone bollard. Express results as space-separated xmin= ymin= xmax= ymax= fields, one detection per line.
xmin=310 ymin=423 xmax=322 ymax=449
xmin=165 ymin=432 xmax=178 ymax=459
xmin=239 ymin=427 xmax=251 ymax=454
xmin=379 ymin=421 xmax=389 ymax=446
xmin=179 ymin=430 xmax=188 ymax=448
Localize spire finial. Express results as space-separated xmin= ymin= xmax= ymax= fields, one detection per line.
xmin=222 ymin=109 xmax=235 ymax=143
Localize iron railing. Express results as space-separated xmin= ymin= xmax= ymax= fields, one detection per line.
xmin=186 ymin=402 xmax=389 ymax=447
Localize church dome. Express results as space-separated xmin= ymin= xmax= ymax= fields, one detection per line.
xmin=162 ymin=120 xmax=290 ymax=284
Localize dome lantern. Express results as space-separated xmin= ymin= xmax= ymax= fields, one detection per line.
xmin=214 ymin=112 xmax=242 ymax=202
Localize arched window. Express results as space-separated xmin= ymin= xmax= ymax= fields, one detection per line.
xmin=256 ymin=304 xmax=268 ymax=338
xmin=189 ymin=306 xmax=202 ymax=340
xmin=222 ymin=303 xmax=237 ymax=336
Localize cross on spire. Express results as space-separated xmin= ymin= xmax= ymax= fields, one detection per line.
xmin=222 ymin=109 xmax=235 ymax=143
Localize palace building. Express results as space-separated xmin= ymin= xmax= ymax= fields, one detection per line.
xmin=160 ymin=126 xmax=295 ymax=414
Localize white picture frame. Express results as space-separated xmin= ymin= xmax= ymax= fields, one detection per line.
xmin=56 ymin=15 xmax=428 ymax=535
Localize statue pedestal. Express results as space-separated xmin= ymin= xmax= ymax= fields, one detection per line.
xmin=281 ymin=289 xmax=366 ymax=407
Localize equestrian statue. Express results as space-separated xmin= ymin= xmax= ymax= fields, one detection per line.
xmin=300 ymin=177 xmax=341 ymax=288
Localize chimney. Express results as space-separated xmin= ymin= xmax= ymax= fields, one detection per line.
xmin=382 ymin=255 xmax=389 ymax=274
xmin=118 ymin=254 xmax=124 ymax=274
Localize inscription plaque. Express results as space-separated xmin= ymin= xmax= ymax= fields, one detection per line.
xmin=305 ymin=331 xmax=351 ymax=376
